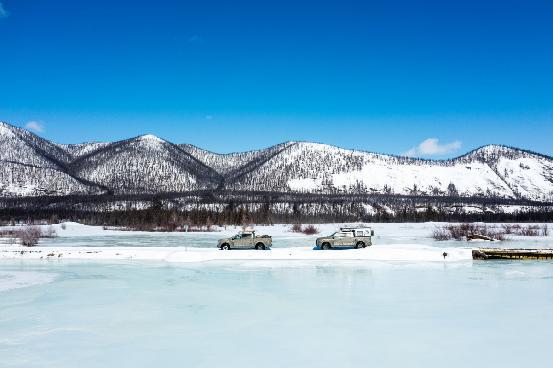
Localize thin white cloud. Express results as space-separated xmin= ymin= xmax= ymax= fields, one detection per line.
xmin=25 ymin=121 xmax=45 ymax=133
xmin=188 ymin=35 xmax=204 ymax=44
xmin=0 ymin=2 xmax=8 ymax=18
xmin=404 ymin=138 xmax=462 ymax=157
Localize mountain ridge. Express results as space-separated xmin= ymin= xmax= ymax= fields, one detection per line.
xmin=1 ymin=121 xmax=552 ymax=202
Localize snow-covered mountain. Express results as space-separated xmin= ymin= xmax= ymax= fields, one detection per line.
xmin=178 ymin=142 xmax=293 ymax=176
xmin=67 ymin=135 xmax=222 ymax=194
xmin=0 ymin=122 xmax=105 ymax=197
xmin=1 ymin=121 xmax=552 ymax=201
xmin=227 ymin=142 xmax=553 ymax=201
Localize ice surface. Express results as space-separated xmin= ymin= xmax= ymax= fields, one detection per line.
xmin=0 ymin=270 xmax=58 ymax=292
xmin=1 ymin=260 xmax=553 ymax=368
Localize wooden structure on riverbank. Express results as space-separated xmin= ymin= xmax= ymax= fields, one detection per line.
xmin=473 ymin=248 xmax=553 ymax=260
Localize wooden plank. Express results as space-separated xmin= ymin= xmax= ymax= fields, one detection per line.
xmin=473 ymin=248 xmax=553 ymax=260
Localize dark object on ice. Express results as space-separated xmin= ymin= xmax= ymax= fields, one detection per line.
xmin=473 ymin=248 xmax=553 ymax=260
xmin=443 ymin=252 xmax=448 ymax=259
xmin=467 ymin=234 xmax=495 ymax=242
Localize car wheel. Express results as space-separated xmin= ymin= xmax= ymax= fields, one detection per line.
xmin=221 ymin=243 xmax=230 ymax=250
xmin=255 ymin=243 xmax=265 ymax=250
xmin=321 ymin=243 xmax=331 ymax=250
xmin=356 ymin=241 xmax=366 ymax=249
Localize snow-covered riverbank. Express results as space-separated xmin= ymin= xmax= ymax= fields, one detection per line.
xmin=0 ymin=244 xmax=472 ymax=263
xmin=2 ymin=221 xmax=551 ymax=264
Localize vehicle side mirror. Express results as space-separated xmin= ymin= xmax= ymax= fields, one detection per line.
xmin=371 ymin=230 xmax=375 ymax=236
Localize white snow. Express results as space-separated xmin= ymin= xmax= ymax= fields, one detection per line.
xmin=0 ymin=122 xmax=16 ymax=138
xmin=0 ymin=244 xmax=472 ymax=263
xmin=138 ymin=134 xmax=165 ymax=145
xmin=332 ymin=161 xmax=514 ymax=197
xmin=496 ymin=157 xmax=553 ymax=201
xmin=288 ymin=178 xmax=321 ymax=191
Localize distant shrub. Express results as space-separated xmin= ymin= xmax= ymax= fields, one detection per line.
xmin=432 ymin=227 xmax=452 ymax=241
xmin=16 ymin=226 xmax=42 ymax=247
xmin=433 ymin=223 xmax=506 ymax=241
xmin=502 ymin=224 xmax=513 ymax=234
xmin=61 ymin=223 xmax=67 ymax=230
xmin=434 ymin=223 xmax=551 ymax=242
xmin=0 ymin=229 xmax=17 ymax=245
xmin=42 ymin=226 xmax=57 ymax=238
xmin=519 ymin=225 xmax=540 ymax=236
xmin=302 ymin=225 xmax=319 ymax=235
xmin=492 ymin=232 xmax=506 ymax=241
xmin=291 ymin=223 xmax=303 ymax=233
xmin=503 ymin=224 xmax=545 ymax=237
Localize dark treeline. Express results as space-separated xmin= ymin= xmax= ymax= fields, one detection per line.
xmin=1 ymin=192 xmax=552 ymax=229
xmin=2 ymin=190 xmax=552 ymax=207
xmin=1 ymin=202 xmax=552 ymax=229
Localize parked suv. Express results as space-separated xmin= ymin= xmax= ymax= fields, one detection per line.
xmin=218 ymin=231 xmax=272 ymax=250
xmin=316 ymin=227 xmax=374 ymax=250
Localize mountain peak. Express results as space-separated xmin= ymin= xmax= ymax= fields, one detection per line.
xmin=135 ymin=134 xmax=167 ymax=148
xmin=473 ymin=144 xmax=516 ymax=153
xmin=138 ymin=134 xmax=164 ymax=142
xmin=462 ymin=144 xmax=550 ymax=161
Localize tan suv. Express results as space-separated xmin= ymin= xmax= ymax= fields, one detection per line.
xmin=217 ymin=231 xmax=272 ymax=250
xmin=316 ymin=227 xmax=374 ymax=250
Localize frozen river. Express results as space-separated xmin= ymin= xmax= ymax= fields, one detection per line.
xmin=1 ymin=259 xmax=553 ymax=368
xmin=20 ymin=222 xmax=553 ymax=249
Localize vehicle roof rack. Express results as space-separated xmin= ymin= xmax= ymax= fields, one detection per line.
xmin=340 ymin=226 xmax=372 ymax=231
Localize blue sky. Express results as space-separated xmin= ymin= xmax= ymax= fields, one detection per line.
xmin=1 ymin=0 xmax=552 ymax=157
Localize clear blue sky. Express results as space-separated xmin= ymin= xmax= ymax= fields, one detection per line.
xmin=1 ymin=0 xmax=552 ymax=157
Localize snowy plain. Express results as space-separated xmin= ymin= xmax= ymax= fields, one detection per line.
xmin=1 ymin=222 xmax=552 ymax=264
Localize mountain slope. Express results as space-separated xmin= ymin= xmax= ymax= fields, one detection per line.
xmin=225 ymin=142 xmax=553 ymax=201
xmin=58 ymin=142 xmax=111 ymax=159
xmin=69 ymin=135 xmax=222 ymax=194
xmin=457 ymin=145 xmax=553 ymax=201
xmin=180 ymin=143 xmax=296 ymax=188
xmin=0 ymin=122 xmax=106 ymax=197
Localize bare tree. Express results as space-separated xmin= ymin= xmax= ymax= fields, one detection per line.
xmin=16 ymin=226 xmax=42 ymax=247
xmin=447 ymin=183 xmax=458 ymax=197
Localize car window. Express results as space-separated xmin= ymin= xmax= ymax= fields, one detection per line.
xmin=242 ymin=233 xmax=253 ymax=239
